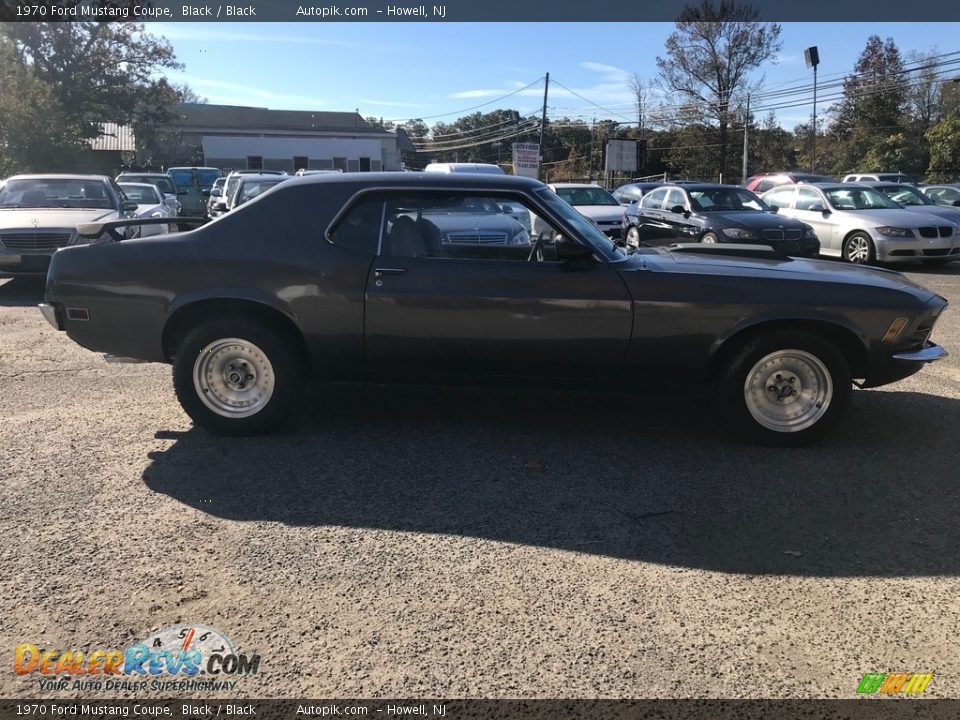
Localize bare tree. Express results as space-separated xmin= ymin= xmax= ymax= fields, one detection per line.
xmin=656 ymin=0 xmax=781 ymax=179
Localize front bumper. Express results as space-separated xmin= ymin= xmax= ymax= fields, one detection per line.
xmin=892 ymin=344 xmax=949 ymax=362
xmin=0 ymin=248 xmax=52 ymax=275
xmin=873 ymin=233 xmax=960 ymax=262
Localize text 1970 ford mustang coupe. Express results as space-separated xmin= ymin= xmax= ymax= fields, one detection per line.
xmin=40 ymin=173 xmax=948 ymax=445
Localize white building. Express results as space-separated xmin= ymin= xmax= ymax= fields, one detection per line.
xmin=168 ymin=103 xmax=413 ymax=172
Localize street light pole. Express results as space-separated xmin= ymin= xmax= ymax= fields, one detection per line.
xmin=805 ymin=46 xmax=820 ymax=174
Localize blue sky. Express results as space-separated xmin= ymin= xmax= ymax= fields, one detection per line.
xmin=155 ymin=22 xmax=960 ymax=130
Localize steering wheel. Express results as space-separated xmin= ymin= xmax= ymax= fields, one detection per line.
xmin=528 ymin=231 xmax=551 ymax=262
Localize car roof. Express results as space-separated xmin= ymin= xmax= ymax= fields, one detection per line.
xmin=550 ymin=183 xmax=604 ymax=189
xmin=118 ymin=181 xmax=160 ymax=189
xmin=281 ymin=172 xmax=546 ymax=192
xmin=661 ymin=183 xmax=742 ymax=191
xmin=117 ymin=172 xmax=170 ymax=177
xmin=7 ymin=174 xmax=111 ymax=182
xmin=237 ymin=174 xmax=291 ymax=182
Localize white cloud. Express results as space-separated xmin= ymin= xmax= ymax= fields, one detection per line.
xmin=170 ymin=74 xmax=327 ymax=109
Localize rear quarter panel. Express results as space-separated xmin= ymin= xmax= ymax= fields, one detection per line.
xmin=46 ymin=183 xmax=372 ymax=369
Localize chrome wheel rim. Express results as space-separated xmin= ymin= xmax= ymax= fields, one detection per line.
xmin=193 ymin=338 xmax=275 ymax=418
xmin=702 ymin=234 xmax=717 ymax=244
xmin=626 ymin=227 xmax=640 ymax=248
xmin=743 ymin=349 xmax=833 ymax=432
xmin=846 ymin=236 xmax=871 ymax=263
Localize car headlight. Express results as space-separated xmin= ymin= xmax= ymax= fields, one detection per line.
xmin=804 ymin=227 xmax=817 ymax=239
xmin=875 ymin=226 xmax=914 ymax=237
xmin=722 ymin=228 xmax=760 ymax=240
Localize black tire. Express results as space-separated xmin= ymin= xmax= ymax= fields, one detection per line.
xmin=172 ymin=316 xmax=306 ymax=436
xmin=701 ymin=231 xmax=719 ymax=244
xmin=842 ymin=232 xmax=875 ymax=265
xmin=720 ymin=330 xmax=852 ymax=446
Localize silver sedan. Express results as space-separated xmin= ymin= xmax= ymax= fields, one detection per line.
xmin=761 ymin=183 xmax=960 ymax=266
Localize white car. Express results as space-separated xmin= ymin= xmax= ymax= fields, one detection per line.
xmin=0 ymin=174 xmax=137 ymax=276
xmin=761 ymin=182 xmax=960 ymax=265
xmin=547 ymin=183 xmax=626 ymax=240
xmin=118 ymin=182 xmax=175 ymax=236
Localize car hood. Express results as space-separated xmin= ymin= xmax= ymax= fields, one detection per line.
xmin=620 ymin=248 xmax=936 ymax=300
xmin=831 ymin=207 xmax=951 ymax=228
xmin=709 ymin=211 xmax=807 ymax=230
xmin=0 ymin=208 xmax=117 ymax=230
xmin=896 ymin=205 xmax=960 ymax=224
xmin=572 ymin=205 xmax=624 ymax=222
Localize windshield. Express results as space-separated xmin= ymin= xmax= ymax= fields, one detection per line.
xmin=123 ymin=175 xmax=175 ymax=195
xmin=119 ymin=184 xmax=161 ymax=204
xmin=689 ymin=187 xmax=768 ymax=212
xmin=169 ymin=169 xmax=220 ymax=190
xmin=824 ymin=187 xmax=902 ymax=210
xmin=876 ymin=185 xmax=932 ymax=206
xmin=555 ymin=186 xmax=619 ymax=207
xmin=535 ymin=188 xmax=622 ymax=257
xmin=0 ymin=178 xmax=114 ymax=209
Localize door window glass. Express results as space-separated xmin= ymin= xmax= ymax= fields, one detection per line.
xmin=640 ymin=188 xmax=667 ymax=209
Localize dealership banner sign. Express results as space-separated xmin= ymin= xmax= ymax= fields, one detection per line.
xmin=511 ymin=143 xmax=540 ymax=179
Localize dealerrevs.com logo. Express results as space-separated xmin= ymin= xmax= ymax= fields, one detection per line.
xmin=15 ymin=624 xmax=261 ymax=692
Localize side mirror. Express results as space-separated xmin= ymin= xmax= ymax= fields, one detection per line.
xmin=556 ymin=237 xmax=595 ymax=261
xmin=952 ymin=200 xmax=960 ymax=207
xmin=121 ymin=200 xmax=139 ymax=213
xmin=768 ymin=204 xmax=779 ymax=213
xmin=669 ymin=204 xmax=687 ymax=215
xmin=809 ymin=203 xmax=828 ymax=213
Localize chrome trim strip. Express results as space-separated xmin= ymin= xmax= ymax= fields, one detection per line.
xmin=892 ymin=344 xmax=949 ymax=362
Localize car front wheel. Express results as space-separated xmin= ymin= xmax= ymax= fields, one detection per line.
xmin=843 ymin=232 xmax=875 ymax=264
xmin=701 ymin=232 xmax=718 ymax=244
xmin=173 ymin=317 xmax=306 ymax=435
xmin=625 ymin=225 xmax=641 ymax=248
xmin=721 ymin=331 xmax=852 ymax=446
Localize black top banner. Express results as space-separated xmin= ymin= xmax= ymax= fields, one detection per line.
xmin=0 ymin=0 xmax=959 ymax=22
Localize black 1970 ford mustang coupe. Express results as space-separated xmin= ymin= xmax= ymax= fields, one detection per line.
xmin=40 ymin=173 xmax=948 ymax=445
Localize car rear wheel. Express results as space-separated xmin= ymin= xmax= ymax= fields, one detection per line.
xmin=721 ymin=330 xmax=852 ymax=446
xmin=843 ymin=232 xmax=875 ymax=264
xmin=173 ymin=317 xmax=306 ymax=436
xmin=701 ymin=232 xmax=718 ymax=244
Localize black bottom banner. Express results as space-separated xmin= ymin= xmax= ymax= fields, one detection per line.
xmin=2 ymin=700 xmax=960 ymax=720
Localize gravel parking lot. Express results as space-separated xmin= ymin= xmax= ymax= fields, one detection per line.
xmin=2 ymin=264 xmax=959 ymax=700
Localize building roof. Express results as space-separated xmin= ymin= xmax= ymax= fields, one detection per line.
xmin=90 ymin=123 xmax=136 ymax=152
xmin=171 ymin=103 xmax=385 ymax=135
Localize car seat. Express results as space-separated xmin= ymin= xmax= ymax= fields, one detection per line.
xmin=389 ymin=215 xmax=427 ymax=257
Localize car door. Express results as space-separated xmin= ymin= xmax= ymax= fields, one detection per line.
xmin=660 ymin=188 xmax=699 ymax=241
xmin=360 ymin=190 xmax=634 ymax=378
xmin=791 ymin=187 xmax=839 ymax=254
xmin=636 ymin=188 xmax=671 ymax=244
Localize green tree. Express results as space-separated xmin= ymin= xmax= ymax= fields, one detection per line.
xmin=925 ymin=116 xmax=960 ymax=182
xmin=828 ymin=36 xmax=907 ymax=175
xmin=655 ymin=0 xmax=781 ymax=181
xmin=0 ymin=36 xmax=80 ymax=175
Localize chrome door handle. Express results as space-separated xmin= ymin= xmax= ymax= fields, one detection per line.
xmin=374 ymin=268 xmax=407 ymax=278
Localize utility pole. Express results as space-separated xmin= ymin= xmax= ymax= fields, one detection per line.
xmin=742 ymin=93 xmax=750 ymax=185
xmin=539 ymin=72 xmax=549 ymax=180
xmin=589 ymin=116 xmax=595 ymax=181
xmin=812 ymin=63 xmax=818 ymax=173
